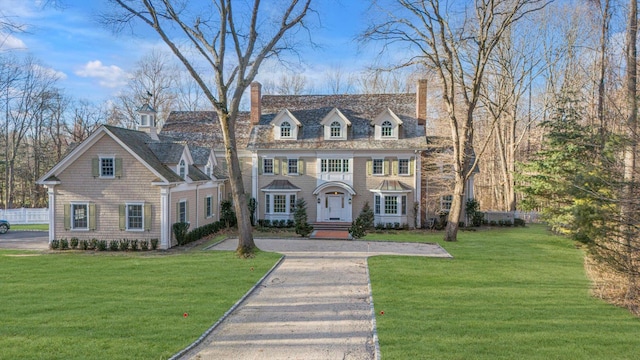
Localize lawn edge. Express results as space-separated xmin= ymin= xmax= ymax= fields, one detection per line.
xmin=169 ymin=254 xmax=286 ymax=359
xmin=366 ymin=257 xmax=382 ymax=360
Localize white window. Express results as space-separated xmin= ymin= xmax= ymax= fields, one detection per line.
xmin=381 ymin=120 xmax=393 ymax=137
xmin=274 ymin=195 xmax=287 ymax=213
xmin=398 ymin=159 xmax=410 ymax=175
xmin=373 ymin=159 xmax=384 ymax=175
xmin=72 ymin=203 xmax=89 ymax=230
xmin=385 ymin=196 xmax=398 ymax=214
xmin=290 ymin=194 xmax=297 ymax=212
xmin=179 ymin=159 xmax=186 ymax=179
xmin=178 ymin=200 xmax=187 ymax=222
xmin=402 ymin=195 xmax=407 ymax=215
xmin=100 ymin=157 xmax=115 ymax=178
xmin=374 ymin=195 xmax=381 ymax=215
xmin=140 ymin=114 xmax=149 ymax=126
xmin=330 ymin=121 xmax=341 ymax=138
xmin=263 ymin=158 xmax=274 ymax=174
xmin=321 ymin=159 xmax=349 ymax=173
xmin=441 ymin=195 xmax=453 ymax=211
xmin=206 ymin=196 xmax=213 ymax=218
xmin=265 ymin=193 xmax=297 ymax=215
xmin=265 ymin=194 xmax=271 ymax=214
xmin=281 ymin=121 xmax=292 ymax=138
xmin=288 ymin=159 xmax=298 ymax=174
xmin=127 ymin=203 xmax=144 ymax=230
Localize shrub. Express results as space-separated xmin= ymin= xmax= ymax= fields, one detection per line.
xmin=79 ymin=240 xmax=89 ymax=250
xmin=489 ymin=220 xmax=497 ymax=226
xmin=119 ymin=239 xmax=130 ymax=251
xmin=504 ymin=220 xmax=513 ymax=227
xmin=375 ymin=223 xmax=384 ymax=230
xmin=294 ymin=198 xmax=313 ymax=237
xmin=277 ymin=219 xmax=287 ymax=228
xmin=59 ymin=238 xmax=69 ymax=250
xmin=183 ymin=220 xmax=225 ymax=244
xmin=220 ymin=200 xmax=237 ymax=228
xmin=70 ymin=237 xmax=79 ymax=250
xmin=109 ymin=240 xmax=119 ymax=251
xmin=96 ymin=240 xmax=108 ymax=251
xmin=394 ymin=222 xmax=401 ymax=230
xmin=514 ymin=218 xmax=526 ymax=227
xmin=50 ymin=239 xmax=60 ymax=250
xmin=248 ymin=197 xmax=256 ymax=226
xmin=151 ymin=238 xmax=159 ymax=250
xmin=130 ymin=239 xmax=139 ymax=251
xmin=89 ymin=238 xmax=98 ymax=250
xmin=349 ymin=202 xmax=375 ymax=239
xmin=286 ymin=219 xmax=294 ymax=228
xmin=140 ymin=240 xmax=149 ymax=250
xmin=173 ymin=222 xmax=190 ymax=246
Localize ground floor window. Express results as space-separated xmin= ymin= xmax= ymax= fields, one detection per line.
xmin=178 ymin=200 xmax=187 ymax=223
xmin=441 ymin=195 xmax=453 ymax=211
xmin=205 ymin=196 xmax=213 ymax=218
xmin=264 ymin=193 xmax=297 ymax=216
xmin=72 ymin=203 xmax=88 ymax=229
xmin=127 ymin=203 xmax=143 ymax=230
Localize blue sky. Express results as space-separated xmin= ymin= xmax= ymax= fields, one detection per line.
xmin=0 ymin=0 xmax=377 ymax=102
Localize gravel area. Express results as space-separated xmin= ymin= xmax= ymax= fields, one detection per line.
xmin=177 ymin=239 xmax=451 ymax=360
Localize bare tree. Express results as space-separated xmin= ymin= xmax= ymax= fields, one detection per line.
xmin=262 ymin=72 xmax=308 ymax=95
xmin=105 ymin=0 xmax=312 ymax=255
xmin=365 ymin=0 xmax=550 ymax=241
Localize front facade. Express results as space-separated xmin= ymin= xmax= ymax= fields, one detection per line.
xmin=37 ymin=108 xmax=227 ymax=249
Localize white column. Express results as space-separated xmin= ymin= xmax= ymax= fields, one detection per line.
xmin=160 ymin=187 xmax=170 ymax=249
xmin=414 ymin=151 xmax=422 ymax=228
xmin=47 ymin=186 xmax=56 ymax=242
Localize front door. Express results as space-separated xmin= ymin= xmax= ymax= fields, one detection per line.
xmin=328 ymin=195 xmax=343 ymax=220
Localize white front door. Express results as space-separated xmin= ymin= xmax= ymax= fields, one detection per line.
xmin=328 ymin=195 xmax=343 ymax=220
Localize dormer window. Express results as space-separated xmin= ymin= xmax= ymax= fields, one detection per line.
xmin=281 ymin=121 xmax=292 ymax=138
xmin=381 ymin=120 xmax=393 ymax=137
xmin=205 ymin=161 xmax=212 ymax=177
xmin=179 ymin=159 xmax=186 ymax=179
xmin=140 ymin=114 xmax=150 ymax=127
xmin=330 ymin=121 xmax=342 ymax=138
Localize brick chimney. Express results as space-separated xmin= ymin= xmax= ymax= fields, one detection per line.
xmin=416 ymin=79 xmax=427 ymax=126
xmin=250 ymin=81 xmax=262 ymax=125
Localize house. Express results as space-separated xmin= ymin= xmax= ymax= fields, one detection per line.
xmin=37 ymin=106 xmax=227 ymax=249
xmin=162 ymin=80 xmax=476 ymax=230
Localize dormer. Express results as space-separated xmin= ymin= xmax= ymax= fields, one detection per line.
xmin=137 ymin=104 xmax=159 ymax=141
xmin=176 ymin=144 xmax=194 ymax=180
xmin=372 ymin=108 xmax=403 ymax=140
xmin=271 ymin=109 xmax=302 ymax=140
xmin=320 ymin=108 xmax=351 ymax=140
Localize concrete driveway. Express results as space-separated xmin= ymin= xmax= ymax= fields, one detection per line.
xmin=0 ymin=231 xmax=48 ymax=250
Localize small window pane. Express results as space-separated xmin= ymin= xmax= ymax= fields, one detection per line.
xmin=441 ymin=195 xmax=453 ymax=211
xmin=290 ymin=195 xmax=296 ymax=213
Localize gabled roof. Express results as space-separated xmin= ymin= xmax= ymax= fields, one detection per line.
xmin=270 ymin=109 xmax=302 ymax=127
xmin=187 ymin=165 xmax=210 ymax=182
xmin=161 ymin=111 xmax=253 ymax=150
xmin=320 ymin=108 xmax=351 ymax=126
xmin=148 ymin=142 xmax=185 ymax=164
xmin=372 ymin=108 xmax=403 ymax=126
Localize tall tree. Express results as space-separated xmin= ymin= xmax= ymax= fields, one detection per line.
xmin=106 ymin=0 xmax=312 ymax=255
xmin=365 ymin=0 xmax=550 ymax=241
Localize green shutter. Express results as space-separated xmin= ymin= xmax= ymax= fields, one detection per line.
xmin=92 ymin=158 xmax=99 ymax=177
xmin=119 ymin=204 xmax=126 ymax=230
xmin=176 ymin=202 xmax=179 ymax=222
xmin=144 ymin=204 xmax=152 ymax=231
xmin=274 ymin=158 xmax=280 ymax=175
xmin=298 ymin=159 xmax=304 ymax=175
xmin=367 ymin=159 xmax=372 ymax=175
xmin=115 ymin=158 xmax=123 ymax=178
xmin=89 ymin=204 xmax=96 ymax=230
xmin=64 ymin=204 xmax=70 ymax=230
xmin=186 ymin=201 xmax=189 ymax=222
xmin=409 ymin=157 xmax=415 ymax=175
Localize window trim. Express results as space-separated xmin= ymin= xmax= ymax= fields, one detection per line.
xmin=330 ymin=121 xmax=342 ymax=138
xmin=381 ymin=120 xmax=393 ymax=137
xmin=288 ymin=158 xmax=298 ymax=175
xmin=126 ymin=202 xmax=144 ymax=231
xmin=205 ymin=195 xmax=213 ymax=218
xmin=178 ymin=200 xmax=188 ymax=223
xmin=263 ymin=158 xmax=274 ymax=175
xmin=71 ymin=202 xmax=89 ymax=230
xmin=441 ymin=195 xmax=453 ymax=212
xmin=280 ymin=121 xmax=292 ymax=138
xmin=372 ymin=159 xmax=384 ymax=175
xmin=398 ymin=158 xmax=410 ymax=176
xmin=99 ymin=156 xmax=115 ymax=179
xmin=178 ymin=159 xmax=186 ymax=179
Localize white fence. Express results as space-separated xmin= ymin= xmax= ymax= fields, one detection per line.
xmin=484 ymin=210 xmax=541 ymax=224
xmin=0 ymin=208 xmax=49 ymax=224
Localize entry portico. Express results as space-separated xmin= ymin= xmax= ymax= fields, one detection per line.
xmin=313 ymin=181 xmax=356 ymax=223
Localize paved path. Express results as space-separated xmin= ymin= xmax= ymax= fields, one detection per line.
xmin=178 ymin=239 xmax=451 ymax=360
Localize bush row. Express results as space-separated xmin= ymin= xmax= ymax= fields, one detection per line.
xmin=50 ymin=238 xmax=159 ymax=251
xmin=173 ymin=220 xmax=230 ymax=246
xmin=374 ymin=222 xmax=410 ymax=230
xmin=256 ymin=219 xmax=295 ymax=228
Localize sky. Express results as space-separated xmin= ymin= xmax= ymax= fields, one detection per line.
xmin=0 ymin=0 xmax=378 ymax=103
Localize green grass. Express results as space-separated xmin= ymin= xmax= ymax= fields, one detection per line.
xmin=8 ymin=223 xmax=49 ymax=231
xmin=366 ymin=225 xmax=640 ymax=359
xmin=0 ymin=250 xmax=281 ymax=360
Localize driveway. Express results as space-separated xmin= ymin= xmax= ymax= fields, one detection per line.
xmin=0 ymin=231 xmax=48 ymax=250
xmin=176 ymin=238 xmax=451 ymax=360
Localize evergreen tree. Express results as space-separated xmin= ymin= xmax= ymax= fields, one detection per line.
xmin=349 ymin=202 xmax=375 ymax=239
xmin=294 ymin=198 xmax=313 ymax=237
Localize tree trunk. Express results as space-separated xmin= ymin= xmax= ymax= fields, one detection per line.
xmin=444 ymin=176 xmax=465 ymax=241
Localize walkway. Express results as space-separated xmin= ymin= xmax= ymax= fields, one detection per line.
xmin=177 ymin=238 xmax=451 ymax=360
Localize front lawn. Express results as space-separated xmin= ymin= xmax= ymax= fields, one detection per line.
xmin=367 ymin=226 xmax=640 ymax=359
xmin=0 ymin=250 xmax=281 ymax=360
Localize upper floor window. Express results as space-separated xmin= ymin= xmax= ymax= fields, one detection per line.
xmin=127 ymin=203 xmax=144 ymax=230
xmin=373 ymin=159 xmax=384 ymax=175
xmin=330 ymin=121 xmax=342 ymax=138
xmin=321 ymin=159 xmax=349 ymax=173
xmin=281 ymin=121 xmax=292 ymax=138
xmin=100 ymin=157 xmax=115 ymax=178
xmin=398 ymin=159 xmax=410 ymax=175
xmin=179 ymin=160 xmax=186 ymax=179
xmin=381 ymin=120 xmax=393 ymax=137
xmin=263 ymin=158 xmax=274 ymax=174
xmin=288 ymin=159 xmax=298 ymax=175
xmin=140 ymin=114 xmax=150 ymax=127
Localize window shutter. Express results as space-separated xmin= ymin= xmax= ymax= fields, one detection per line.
xmin=409 ymin=157 xmax=415 ymax=175
xmin=186 ymin=201 xmax=189 ymax=222
xmin=115 ymin=158 xmax=123 ymax=178
xmin=176 ymin=202 xmax=179 ymax=223
xmin=392 ymin=159 xmax=398 ymax=175
xmin=89 ymin=204 xmax=96 ymax=230
xmin=64 ymin=204 xmax=70 ymax=230
xmin=258 ymin=157 xmax=263 ymax=175
xmin=384 ymin=158 xmax=390 ymax=175
xmin=144 ymin=204 xmax=152 ymax=231
xmin=274 ymin=158 xmax=280 ymax=175
xmin=92 ymin=158 xmax=99 ymax=177
xmin=298 ymin=159 xmax=304 ymax=175
xmin=119 ymin=204 xmax=126 ymax=230
xmin=283 ymin=159 xmax=288 ymax=175
xmin=367 ymin=159 xmax=372 ymax=175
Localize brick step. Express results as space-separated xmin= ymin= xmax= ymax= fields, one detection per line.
xmin=311 ymin=222 xmax=351 ymax=231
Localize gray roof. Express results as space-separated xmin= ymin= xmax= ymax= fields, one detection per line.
xmin=161 ymin=111 xmax=252 ymax=150
xmin=248 ymin=93 xmax=427 ymax=150
xmin=190 ymin=145 xmax=212 ymax=166
xmin=104 ymin=125 xmax=184 ymax=183
xmin=261 ymin=179 xmax=301 ymax=190
xmin=375 ymin=180 xmax=412 ymax=191
xmin=188 ymin=165 xmax=210 ymax=182
xmin=148 ymin=142 xmax=185 ymax=164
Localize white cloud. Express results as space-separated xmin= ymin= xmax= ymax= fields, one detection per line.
xmin=0 ymin=33 xmax=27 ymax=51
xmin=75 ymin=60 xmax=129 ymax=88
xmin=33 ymin=64 xmax=67 ymax=80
